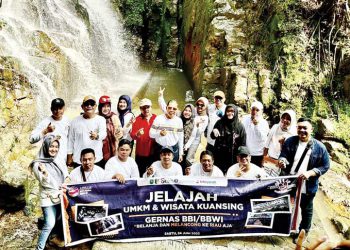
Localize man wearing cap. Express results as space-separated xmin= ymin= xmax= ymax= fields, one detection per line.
xmin=278 ymin=117 xmax=330 ymax=240
xmin=242 ymin=101 xmax=269 ymax=167
xmin=130 ymin=98 xmax=157 ymax=175
xmin=30 ymin=98 xmax=70 ymax=167
xmin=185 ymin=97 xmax=209 ymax=164
xmin=206 ymin=90 xmax=227 ymax=153
xmin=67 ymin=96 xmax=107 ymax=168
xmin=187 ymin=150 xmax=224 ymax=177
xmin=143 ymin=146 xmax=183 ymax=177
xmin=226 ymin=146 xmax=268 ymax=178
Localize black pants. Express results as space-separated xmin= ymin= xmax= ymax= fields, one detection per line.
xmin=206 ymin=144 xmax=215 ymax=154
xmin=136 ymin=155 xmax=155 ymax=177
xmin=251 ymin=155 xmax=264 ymax=168
xmin=299 ymin=193 xmax=316 ymax=233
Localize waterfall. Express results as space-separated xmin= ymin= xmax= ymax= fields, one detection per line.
xmin=0 ymin=0 xmax=148 ymax=118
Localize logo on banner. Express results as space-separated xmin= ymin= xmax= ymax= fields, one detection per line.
xmin=269 ymin=179 xmax=295 ymax=194
xmin=68 ymin=186 xmax=79 ymax=197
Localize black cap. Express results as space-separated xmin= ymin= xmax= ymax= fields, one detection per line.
xmin=237 ymin=146 xmax=250 ymax=156
xmin=160 ymin=146 xmax=174 ymax=154
xmin=51 ymin=98 xmax=65 ymax=109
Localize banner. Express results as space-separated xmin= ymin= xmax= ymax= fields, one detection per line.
xmin=62 ymin=176 xmax=302 ymax=246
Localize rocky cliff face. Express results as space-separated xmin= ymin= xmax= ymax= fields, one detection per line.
xmin=0 ymin=56 xmax=38 ymax=213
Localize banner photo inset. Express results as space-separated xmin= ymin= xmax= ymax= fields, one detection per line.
xmin=62 ymin=176 xmax=301 ymax=246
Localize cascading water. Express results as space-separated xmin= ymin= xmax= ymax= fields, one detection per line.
xmin=0 ymin=0 xmax=148 ymax=118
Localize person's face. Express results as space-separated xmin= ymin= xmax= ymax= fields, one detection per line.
xmin=118 ymin=144 xmax=131 ymax=161
xmin=101 ymin=103 xmax=111 ymax=115
xmin=52 ymin=106 xmax=65 ymax=120
xmin=214 ymin=96 xmax=223 ymax=106
xmin=280 ymin=113 xmax=291 ymax=130
xmin=140 ymin=105 xmax=151 ymax=116
xmin=48 ymin=141 xmax=59 ymax=157
xmin=200 ymin=154 xmax=213 ymax=172
xmin=237 ymin=154 xmax=250 ymax=167
xmin=160 ymin=151 xmax=173 ymax=164
xmin=251 ymin=106 xmax=260 ymax=118
xmin=82 ymin=100 xmax=97 ymax=114
xmin=297 ymin=121 xmax=313 ymax=142
xmin=81 ymin=152 xmax=95 ymax=171
xmin=182 ymin=106 xmax=192 ymax=119
xmin=226 ymin=107 xmax=235 ymax=119
xmin=166 ymin=102 xmax=178 ymax=118
xmin=118 ymin=99 xmax=127 ymax=110
xmin=196 ymin=101 xmax=205 ymax=113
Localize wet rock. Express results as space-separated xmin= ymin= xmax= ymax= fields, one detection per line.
xmin=258 ymin=69 xmax=273 ymax=106
xmin=332 ymin=216 xmax=350 ymax=239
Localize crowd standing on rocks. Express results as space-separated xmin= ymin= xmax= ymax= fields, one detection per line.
xmin=28 ymin=90 xmax=341 ymax=249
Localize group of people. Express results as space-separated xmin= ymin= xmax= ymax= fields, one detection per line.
xmin=29 ymin=90 xmax=330 ymax=249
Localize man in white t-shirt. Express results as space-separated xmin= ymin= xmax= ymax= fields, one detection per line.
xmin=242 ymin=101 xmax=269 ymax=167
xmin=69 ymin=148 xmax=105 ymax=183
xmin=105 ymin=139 xmax=140 ymax=183
xmin=226 ymin=146 xmax=268 ymax=179
xmin=150 ymin=99 xmax=184 ymax=163
xmin=30 ymin=98 xmax=70 ymax=165
xmin=144 ymin=146 xmax=183 ymax=177
xmin=67 ymin=96 xmax=107 ymax=168
xmin=187 ymin=150 xmax=223 ymax=177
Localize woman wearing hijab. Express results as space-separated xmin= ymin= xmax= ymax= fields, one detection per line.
xmin=180 ymin=104 xmax=197 ymax=172
xmin=117 ymin=95 xmax=135 ymax=152
xmin=263 ymin=110 xmax=297 ymax=176
xmin=30 ymin=135 xmax=67 ymax=250
xmin=211 ymin=104 xmax=247 ymax=173
xmin=98 ymin=95 xmax=123 ymax=165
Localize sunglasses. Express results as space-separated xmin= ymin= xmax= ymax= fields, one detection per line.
xmin=167 ymin=107 xmax=177 ymax=111
xmin=196 ymin=103 xmax=205 ymax=108
xmin=140 ymin=105 xmax=150 ymax=110
xmin=214 ymin=96 xmax=223 ymax=100
xmin=239 ymin=154 xmax=249 ymax=158
xmin=83 ymin=100 xmax=96 ymax=107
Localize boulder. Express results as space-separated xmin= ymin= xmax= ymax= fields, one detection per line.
xmin=332 ymin=216 xmax=350 ymax=239
xmin=317 ymin=119 xmax=336 ymax=137
xmin=0 ymin=162 xmax=27 ymax=211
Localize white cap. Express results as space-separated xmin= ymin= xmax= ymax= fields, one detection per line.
xmin=139 ymin=98 xmax=152 ymax=107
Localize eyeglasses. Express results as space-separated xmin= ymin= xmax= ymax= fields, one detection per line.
xmin=83 ymin=100 xmax=96 ymax=107
xmin=167 ymin=107 xmax=177 ymax=111
xmin=140 ymin=105 xmax=150 ymax=110
xmin=297 ymin=126 xmax=308 ymax=130
xmin=196 ymin=103 xmax=204 ymax=108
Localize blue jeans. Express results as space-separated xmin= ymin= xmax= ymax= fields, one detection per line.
xmin=36 ymin=204 xmax=61 ymax=250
